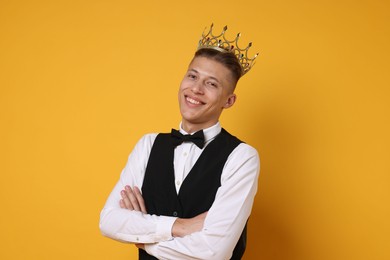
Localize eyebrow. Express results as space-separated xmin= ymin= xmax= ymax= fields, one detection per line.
xmin=188 ymin=68 xmax=221 ymax=83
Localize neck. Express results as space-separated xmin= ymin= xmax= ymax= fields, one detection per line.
xmin=181 ymin=120 xmax=218 ymax=134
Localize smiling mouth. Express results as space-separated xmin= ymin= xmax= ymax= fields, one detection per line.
xmin=186 ymin=96 xmax=204 ymax=105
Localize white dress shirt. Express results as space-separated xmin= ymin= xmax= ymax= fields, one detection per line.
xmin=99 ymin=122 xmax=260 ymax=259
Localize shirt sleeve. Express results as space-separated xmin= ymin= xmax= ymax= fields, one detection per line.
xmin=144 ymin=143 xmax=260 ymax=259
xmin=99 ymin=133 xmax=177 ymax=244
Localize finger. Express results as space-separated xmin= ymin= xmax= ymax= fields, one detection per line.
xmin=121 ymin=190 xmax=134 ymax=210
xmin=119 ymin=199 xmax=126 ymax=209
xmin=125 ymin=186 xmax=141 ymax=211
xmin=134 ymin=186 xmax=147 ymax=214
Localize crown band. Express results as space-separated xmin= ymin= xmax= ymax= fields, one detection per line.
xmin=197 ymin=24 xmax=258 ymax=75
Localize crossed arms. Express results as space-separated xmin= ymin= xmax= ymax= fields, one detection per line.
xmin=99 ymin=133 xmax=260 ymax=259
xmin=119 ymin=185 xmax=208 ymax=250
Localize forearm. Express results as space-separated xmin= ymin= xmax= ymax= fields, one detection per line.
xmin=171 ymin=212 xmax=207 ymax=238
xmin=99 ymin=206 xmax=176 ymax=243
xmin=101 ymin=209 xmax=205 ymax=245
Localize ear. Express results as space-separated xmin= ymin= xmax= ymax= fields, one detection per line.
xmin=223 ymin=94 xmax=237 ymax=109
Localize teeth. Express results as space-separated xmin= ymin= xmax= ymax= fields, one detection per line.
xmin=186 ymin=97 xmax=201 ymax=105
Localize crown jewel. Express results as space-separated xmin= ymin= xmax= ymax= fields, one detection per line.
xmin=198 ymin=24 xmax=258 ymax=75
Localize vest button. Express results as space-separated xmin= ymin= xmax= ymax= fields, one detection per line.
xmin=173 ymin=211 xmax=178 ymax=217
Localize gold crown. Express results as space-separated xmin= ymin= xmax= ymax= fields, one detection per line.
xmin=198 ymin=24 xmax=259 ymax=75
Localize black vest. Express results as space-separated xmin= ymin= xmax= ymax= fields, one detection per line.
xmin=140 ymin=129 xmax=247 ymax=260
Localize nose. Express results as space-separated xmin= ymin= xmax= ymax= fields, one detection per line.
xmin=191 ymin=80 xmax=204 ymax=94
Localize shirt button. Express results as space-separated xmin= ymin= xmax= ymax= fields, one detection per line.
xmin=183 ymin=152 xmax=187 ymax=157
xmin=173 ymin=211 xmax=178 ymax=217
xmin=176 ymin=180 xmax=181 ymax=186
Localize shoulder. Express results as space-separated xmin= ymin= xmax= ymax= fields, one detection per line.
xmin=137 ymin=133 xmax=159 ymax=143
xmin=220 ymin=129 xmax=259 ymax=161
xmin=130 ymin=133 xmax=159 ymax=155
xmin=225 ymin=142 xmax=260 ymax=175
xmin=231 ymin=143 xmax=260 ymax=162
xmin=221 ymin=142 xmax=260 ymax=184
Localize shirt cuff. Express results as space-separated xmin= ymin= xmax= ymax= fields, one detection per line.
xmin=144 ymin=216 xmax=176 ymax=257
xmin=155 ymin=215 xmax=177 ymax=241
xmin=115 ymin=215 xmax=177 ymax=244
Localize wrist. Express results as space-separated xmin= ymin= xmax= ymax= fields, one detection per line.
xmin=172 ymin=218 xmax=186 ymax=237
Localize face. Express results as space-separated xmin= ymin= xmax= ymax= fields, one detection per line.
xmin=178 ymin=56 xmax=237 ymax=133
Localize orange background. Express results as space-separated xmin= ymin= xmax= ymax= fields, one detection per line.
xmin=1 ymin=0 xmax=389 ymax=259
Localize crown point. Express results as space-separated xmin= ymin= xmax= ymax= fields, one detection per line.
xmin=198 ymin=24 xmax=258 ymax=75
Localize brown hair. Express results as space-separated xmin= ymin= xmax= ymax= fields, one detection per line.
xmin=194 ymin=48 xmax=243 ymax=86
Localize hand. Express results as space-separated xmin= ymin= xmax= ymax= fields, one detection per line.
xmin=172 ymin=211 xmax=208 ymax=238
xmin=119 ymin=186 xmax=147 ymax=214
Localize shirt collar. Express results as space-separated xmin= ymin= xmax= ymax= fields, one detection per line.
xmin=179 ymin=122 xmax=222 ymax=144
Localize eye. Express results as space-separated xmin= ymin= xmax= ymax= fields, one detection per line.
xmin=207 ymin=81 xmax=218 ymax=88
xmin=187 ymin=73 xmax=197 ymax=80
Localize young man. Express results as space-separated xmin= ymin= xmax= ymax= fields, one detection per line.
xmin=100 ymin=25 xmax=260 ymax=260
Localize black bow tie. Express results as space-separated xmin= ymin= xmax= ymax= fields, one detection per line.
xmin=171 ymin=129 xmax=205 ymax=149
